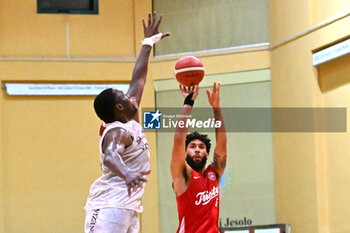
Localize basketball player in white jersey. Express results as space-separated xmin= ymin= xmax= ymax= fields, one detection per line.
xmin=84 ymin=12 xmax=170 ymax=233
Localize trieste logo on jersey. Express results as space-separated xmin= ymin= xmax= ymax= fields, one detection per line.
xmin=143 ymin=110 xmax=161 ymax=129
xmin=195 ymin=186 xmax=219 ymax=205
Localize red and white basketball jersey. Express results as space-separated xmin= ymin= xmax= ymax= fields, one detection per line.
xmin=176 ymin=165 xmax=220 ymax=233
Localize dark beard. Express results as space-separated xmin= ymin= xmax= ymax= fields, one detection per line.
xmin=186 ymin=154 xmax=207 ymax=172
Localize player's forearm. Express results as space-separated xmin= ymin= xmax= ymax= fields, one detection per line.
xmin=127 ymin=45 xmax=152 ymax=102
xmin=103 ymin=152 xmax=129 ymax=180
xmin=213 ymin=107 xmax=227 ymax=146
xmin=212 ymin=108 xmax=227 ymax=178
xmin=174 ymin=105 xmax=193 ymax=141
xmin=131 ymin=45 xmax=152 ymax=84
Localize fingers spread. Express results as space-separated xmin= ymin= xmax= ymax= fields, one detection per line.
xmin=161 ymin=32 xmax=171 ymax=38
xmin=142 ymin=19 xmax=146 ymax=29
xmin=194 ymin=85 xmax=199 ymax=93
xmin=182 ymin=85 xmax=190 ymax=92
xmin=152 ymin=11 xmax=156 ymax=26
xmin=138 ymin=177 xmax=147 ymax=183
xmin=179 ymin=84 xmax=185 ymax=92
xmin=206 ymin=89 xmax=211 ymax=98
xmin=148 ymin=13 xmax=151 ymax=27
xmin=141 ymin=170 xmax=151 ymax=175
xmin=155 ymin=14 xmax=162 ymax=29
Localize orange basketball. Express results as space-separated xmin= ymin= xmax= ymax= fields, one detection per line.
xmin=174 ymin=56 xmax=205 ymax=87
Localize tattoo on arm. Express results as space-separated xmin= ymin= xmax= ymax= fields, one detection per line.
xmin=214 ymin=152 xmax=227 ymax=169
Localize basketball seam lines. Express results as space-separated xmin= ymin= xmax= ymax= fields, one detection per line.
xmin=174 ymin=67 xmax=205 ymax=75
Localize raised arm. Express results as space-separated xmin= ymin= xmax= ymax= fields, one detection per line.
xmin=171 ymin=85 xmax=198 ymax=196
xmin=207 ymin=82 xmax=227 ymax=181
xmin=102 ymin=128 xmax=150 ymax=196
xmin=127 ymin=12 xmax=170 ymax=108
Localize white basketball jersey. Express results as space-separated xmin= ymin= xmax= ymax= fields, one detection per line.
xmin=84 ymin=120 xmax=150 ymax=213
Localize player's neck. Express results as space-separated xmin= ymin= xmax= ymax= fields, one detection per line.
xmin=115 ymin=115 xmax=130 ymax=124
xmin=194 ymin=167 xmax=205 ymax=176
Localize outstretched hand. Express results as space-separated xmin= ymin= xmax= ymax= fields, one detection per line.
xmin=180 ymin=85 xmax=199 ymax=101
xmin=125 ymin=170 xmax=151 ymax=197
xmin=142 ymin=11 xmax=171 ymax=39
xmin=206 ymin=82 xmax=221 ymax=108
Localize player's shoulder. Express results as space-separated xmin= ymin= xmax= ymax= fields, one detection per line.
xmin=205 ymin=165 xmax=220 ymax=181
xmin=106 ymin=126 xmax=128 ymax=134
xmin=205 ymin=165 xmax=216 ymax=175
xmin=103 ymin=120 xmax=131 ymax=135
xmin=104 ymin=127 xmax=133 ymax=146
xmin=205 ymin=164 xmax=214 ymax=171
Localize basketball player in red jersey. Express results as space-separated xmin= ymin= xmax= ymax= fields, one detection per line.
xmin=171 ymin=82 xmax=227 ymax=233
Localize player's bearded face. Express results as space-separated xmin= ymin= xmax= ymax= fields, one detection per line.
xmin=186 ymin=154 xmax=207 ymax=171
xmin=185 ymin=140 xmax=208 ymax=171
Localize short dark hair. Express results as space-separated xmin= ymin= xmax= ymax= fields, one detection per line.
xmin=94 ymin=88 xmax=116 ymax=123
xmin=185 ymin=131 xmax=211 ymax=153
